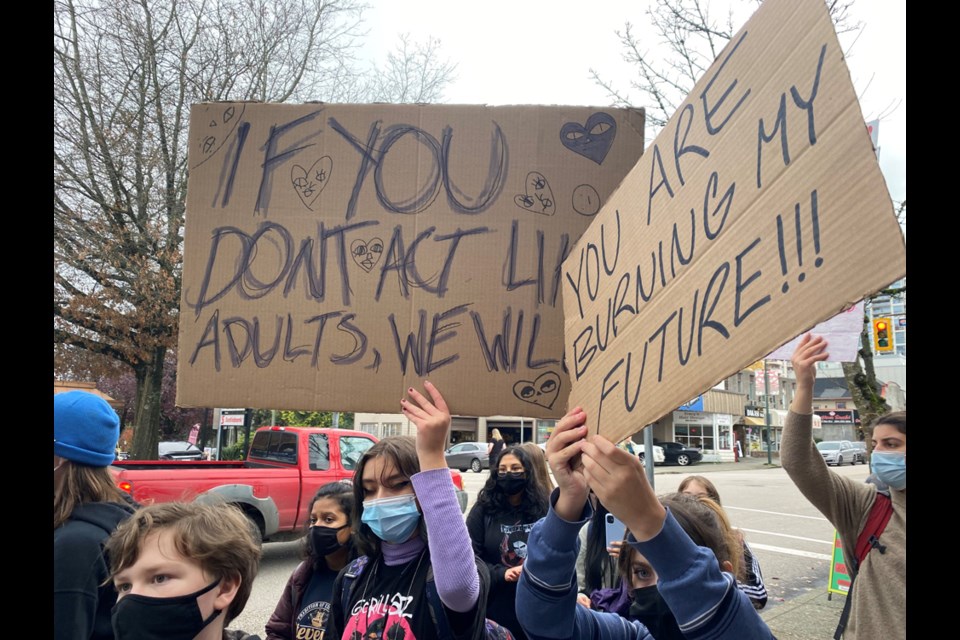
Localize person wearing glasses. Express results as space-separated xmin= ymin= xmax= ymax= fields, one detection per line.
xmin=467 ymin=445 xmax=550 ymax=640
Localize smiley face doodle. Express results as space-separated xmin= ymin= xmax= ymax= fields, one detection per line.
xmin=512 ymin=372 xmax=561 ymax=409
xmin=572 ymin=184 xmax=601 ymax=216
xmin=291 ymin=156 xmax=333 ymax=210
xmin=514 ymin=171 xmax=555 ymax=216
xmin=191 ymin=103 xmax=247 ymax=170
xmin=350 ymin=237 xmax=384 ymax=273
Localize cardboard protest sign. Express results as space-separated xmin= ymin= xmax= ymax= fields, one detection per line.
xmin=561 ymin=0 xmax=906 ymax=443
xmin=177 ymin=104 xmax=645 ymax=417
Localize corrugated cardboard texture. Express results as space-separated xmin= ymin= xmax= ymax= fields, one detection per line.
xmin=561 ymin=0 xmax=906 ymax=443
xmin=178 ymin=104 xmax=645 ymax=417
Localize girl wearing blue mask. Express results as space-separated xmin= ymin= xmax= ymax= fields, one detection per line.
xmin=781 ymin=333 xmax=906 ymax=640
xmin=329 ymin=381 xmax=491 ymax=640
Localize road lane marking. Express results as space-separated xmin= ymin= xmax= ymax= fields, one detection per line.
xmin=748 ymin=543 xmax=832 ymax=561
xmin=739 ymin=528 xmax=833 ymax=545
xmin=725 ymin=506 xmax=829 ymax=521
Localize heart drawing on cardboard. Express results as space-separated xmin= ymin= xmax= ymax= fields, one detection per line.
xmin=559 ymin=112 xmax=617 ymax=165
xmin=514 ymin=171 xmax=556 ymax=216
xmin=351 ymin=237 xmax=384 ymax=273
xmin=291 ymin=156 xmax=333 ymax=209
xmin=512 ymin=371 xmax=562 ymax=410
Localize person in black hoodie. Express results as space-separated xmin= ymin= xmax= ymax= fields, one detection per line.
xmin=466 ymin=445 xmax=550 ymax=639
xmin=54 ymin=390 xmax=136 ymax=640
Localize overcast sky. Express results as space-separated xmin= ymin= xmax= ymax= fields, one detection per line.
xmin=364 ymin=0 xmax=906 ymax=204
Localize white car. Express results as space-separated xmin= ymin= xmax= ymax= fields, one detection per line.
xmin=638 ymin=445 xmax=666 ymax=466
xmin=816 ymin=440 xmax=859 ymax=466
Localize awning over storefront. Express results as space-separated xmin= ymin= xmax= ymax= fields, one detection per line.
xmin=743 ymin=416 xmax=766 ymax=426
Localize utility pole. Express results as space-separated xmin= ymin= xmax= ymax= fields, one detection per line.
xmin=763 ymin=360 xmax=773 ymax=464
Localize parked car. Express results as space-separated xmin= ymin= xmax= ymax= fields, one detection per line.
xmin=656 ymin=442 xmax=703 ymax=466
xmin=816 ymin=440 xmax=859 ymax=466
xmin=158 ymin=441 xmax=204 ymax=461
xmin=638 ymin=444 xmax=666 ymax=466
xmin=850 ymin=441 xmax=867 ymax=464
xmin=444 ymin=441 xmax=491 ymax=473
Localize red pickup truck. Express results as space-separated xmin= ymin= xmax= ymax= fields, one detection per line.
xmin=111 ymin=426 xmax=469 ymax=543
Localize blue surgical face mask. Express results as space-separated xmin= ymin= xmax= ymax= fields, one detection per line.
xmin=870 ymin=451 xmax=906 ymax=490
xmin=362 ymin=494 xmax=421 ymax=543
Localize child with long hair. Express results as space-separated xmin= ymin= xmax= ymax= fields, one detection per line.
xmin=54 ymin=391 xmax=137 ymax=640
xmin=467 ymin=446 xmax=550 ymax=639
xmin=328 ymin=382 xmax=490 ymax=640
xmin=266 ymin=481 xmax=356 ymax=639
xmin=516 ymin=407 xmax=773 ymax=639
xmin=678 ymin=475 xmax=767 ymax=609
xmin=588 ymin=494 xmax=742 ymax=640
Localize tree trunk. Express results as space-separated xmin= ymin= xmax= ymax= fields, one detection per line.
xmin=842 ymin=325 xmax=890 ymax=446
xmin=131 ymin=346 xmax=167 ymax=460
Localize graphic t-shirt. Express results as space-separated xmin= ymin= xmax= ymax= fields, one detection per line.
xmin=466 ymin=506 xmax=541 ymax=640
xmin=294 ymin=567 xmax=338 ymax=640
xmin=340 ymin=554 xmax=434 ymax=640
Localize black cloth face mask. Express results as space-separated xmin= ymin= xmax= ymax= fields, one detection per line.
xmin=310 ymin=523 xmax=349 ymax=557
xmin=112 ymin=578 xmax=222 ymax=640
xmin=496 ymin=474 xmax=528 ymax=496
xmin=629 ymin=585 xmax=684 ymax=640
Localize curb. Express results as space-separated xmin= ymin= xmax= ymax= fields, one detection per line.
xmin=651 ymin=460 xmax=782 ymax=474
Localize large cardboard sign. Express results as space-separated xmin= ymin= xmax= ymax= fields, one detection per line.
xmin=561 ymin=0 xmax=906 ymax=443
xmin=177 ymin=104 xmax=645 ymax=417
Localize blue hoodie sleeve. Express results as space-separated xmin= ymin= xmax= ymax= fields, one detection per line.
xmin=516 ymin=492 xmax=654 ymax=640
xmin=630 ymin=509 xmax=774 ymax=640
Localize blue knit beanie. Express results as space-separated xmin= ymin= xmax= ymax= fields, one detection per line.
xmin=54 ymin=390 xmax=121 ymax=467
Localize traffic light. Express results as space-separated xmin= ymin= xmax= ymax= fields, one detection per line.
xmin=872 ymin=317 xmax=893 ymax=353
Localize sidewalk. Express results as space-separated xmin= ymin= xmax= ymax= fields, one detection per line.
xmin=652 ymin=454 xmax=850 ymax=639
xmin=761 ymin=589 xmax=846 ymax=639
xmin=650 ymin=453 xmax=780 ymax=474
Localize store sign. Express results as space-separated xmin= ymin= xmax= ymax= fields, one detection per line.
xmin=674 ymin=411 xmax=710 ymax=426
xmin=679 ymin=396 xmax=704 ymax=412
xmin=220 ymin=409 xmax=246 ymax=427
xmin=814 ymin=410 xmax=858 ymax=424
xmin=745 ymin=406 xmax=764 ymax=418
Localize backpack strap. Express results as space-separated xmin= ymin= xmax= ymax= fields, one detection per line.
xmin=339 ymin=555 xmax=370 ymax=616
xmin=424 ymin=566 xmax=455 ymax=640
xmin=833 ymin=491 xmax=894 ymax=639
xmin=425 ymin=566 xmax=516 ymax=640
xmin=853 ymin=492 xmax=893 ymax=567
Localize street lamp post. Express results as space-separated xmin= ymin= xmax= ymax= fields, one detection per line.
xmin=762 ymin=360 xmax=773 ymax=464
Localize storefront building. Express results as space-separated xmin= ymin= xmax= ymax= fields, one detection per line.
xmin=354 ymin=412 xmax=555 ymax=447
xmin=645 ymin=390 xmax=745 ymax=462
xmin=738 ymin=405 xmax=790 ymax=457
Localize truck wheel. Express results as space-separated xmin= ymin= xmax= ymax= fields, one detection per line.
xmin=240 ymin=508 xmax=264 ymax=548
xmin=470 ymin=458 xmax=482 ymax=473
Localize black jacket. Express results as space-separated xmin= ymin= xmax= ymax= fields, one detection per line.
xmin=54 ymin=500 xmax=136 ymax=640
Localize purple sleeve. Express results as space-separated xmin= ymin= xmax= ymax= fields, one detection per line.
xmin=412 ymin=468 xmax=480 ymax=612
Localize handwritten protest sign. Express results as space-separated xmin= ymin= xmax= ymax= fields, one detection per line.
xmin=561 ymin=0 xmax=906 ymax=443
xmin=177 ymin=104 xmax=645 ymax=417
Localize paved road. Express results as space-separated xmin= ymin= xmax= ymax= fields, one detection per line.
xmin=231 ymin=459 xmax=869 ymax=635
